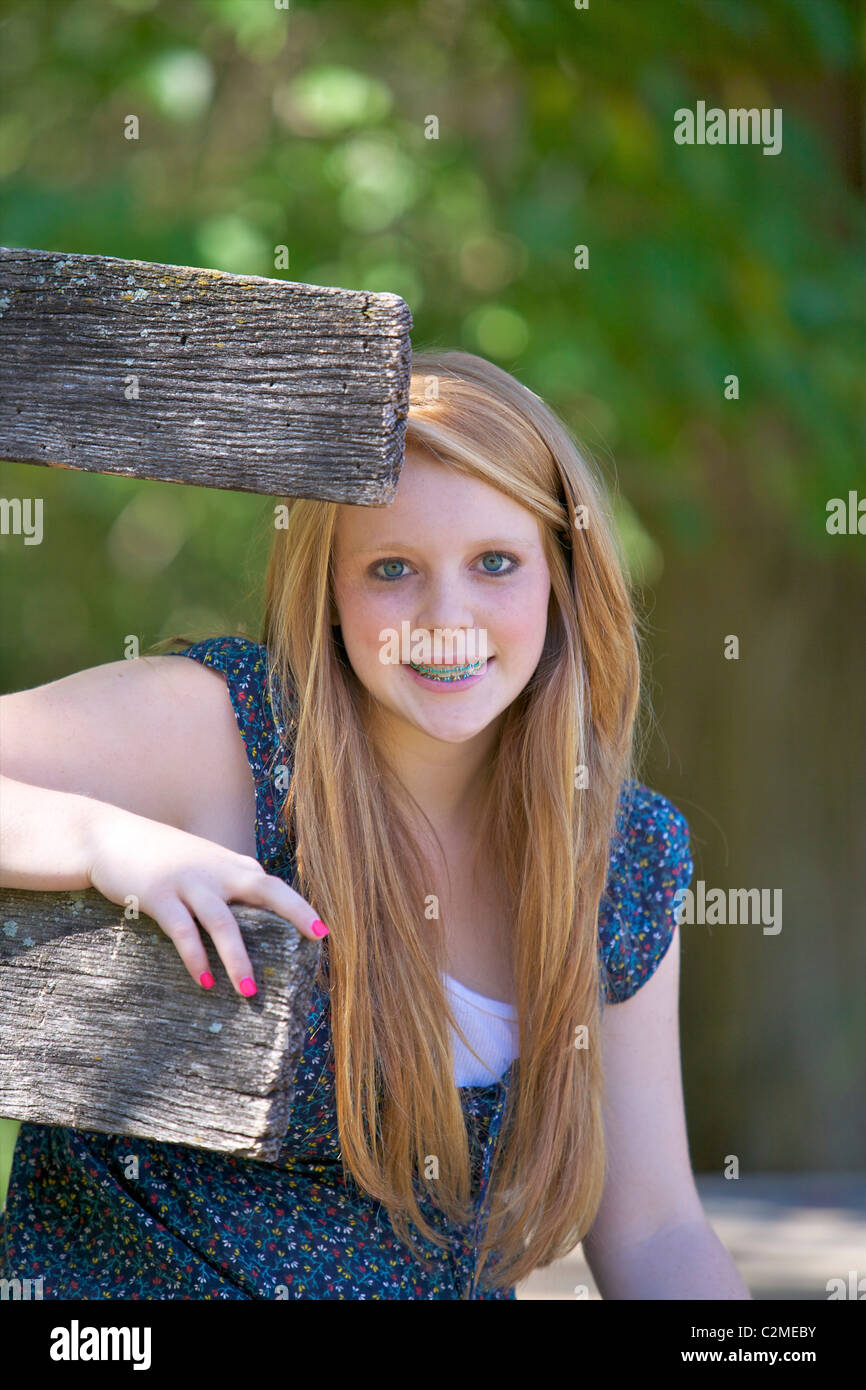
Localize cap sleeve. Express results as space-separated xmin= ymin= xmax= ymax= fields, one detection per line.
xmin=598 ymin=780 xmax=693 ymax=1005
xmin=164 ymin=635 xmax=295 ymax=876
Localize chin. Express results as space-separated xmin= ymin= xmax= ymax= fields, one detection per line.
xmin=417 ymin=710 xmax=504 ymax=742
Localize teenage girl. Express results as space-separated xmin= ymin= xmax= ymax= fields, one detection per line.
xmin=0 ymin=350 xmax=749 ymax=1299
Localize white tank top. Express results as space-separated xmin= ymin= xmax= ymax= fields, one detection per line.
xmin=443 ymin=973 xmax=519 ymax=1087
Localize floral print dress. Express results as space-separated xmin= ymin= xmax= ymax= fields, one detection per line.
xmin=1 ymin=635 xmax=693 ymax=1300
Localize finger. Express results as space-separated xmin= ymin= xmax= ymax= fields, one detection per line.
xmin=151 ymin=897 xmax=215 ymax=989
xmin=230 ymin=871 xmax=329 ymax=943
xmin=181 ymin=886 xmax=257 ymax=996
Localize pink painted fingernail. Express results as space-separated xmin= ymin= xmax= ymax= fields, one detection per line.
xmin=200 ymin=971 xmax=215 ymax=989
xmin=311 ymin=920 xmax=330 ymax=938
xmin=239 ymin=977 xmax=257 ymax=996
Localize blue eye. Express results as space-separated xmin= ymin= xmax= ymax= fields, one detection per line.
xmin=374 ymin=559 xmax=409 ymax=581
xmin=480 ymin=552 xmax=516 ymax=574
xmin=371 ymin=552 xmax=519 ymax=582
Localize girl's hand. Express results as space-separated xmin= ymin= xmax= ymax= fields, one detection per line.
xmin=86 ymin=808 xmax=327 ymax=996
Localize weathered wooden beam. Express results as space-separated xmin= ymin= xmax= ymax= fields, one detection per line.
xmin=0 ymin=887 xmax=322 ymax=1162
xmin=0 ymin=247 xmax=412 ymax=503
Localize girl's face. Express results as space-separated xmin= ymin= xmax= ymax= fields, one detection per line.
xmin=331 ymin=447 xmax=552 ymax=748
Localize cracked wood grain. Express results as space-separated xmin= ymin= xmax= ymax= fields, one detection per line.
xmin=0 ymin=247 xmax=412 ymax=503
xmin=0 ymin=887 xmax=323 ymax=1162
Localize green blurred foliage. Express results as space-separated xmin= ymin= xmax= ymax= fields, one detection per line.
xmin=0 ymin=0 xmax=863 ymax=684
xmin=0 ymin=1117 xmax=18 ymax=1211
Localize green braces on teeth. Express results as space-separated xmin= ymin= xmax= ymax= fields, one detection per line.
xmin=410 ymin=660 xmax=484 ymax=682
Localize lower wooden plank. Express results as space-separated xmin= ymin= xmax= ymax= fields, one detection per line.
xmin=0 ymin=888 xmax=322 ymax=1162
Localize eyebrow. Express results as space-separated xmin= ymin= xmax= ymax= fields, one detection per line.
xmin=352 ymin=537 xmax=537 ymax=555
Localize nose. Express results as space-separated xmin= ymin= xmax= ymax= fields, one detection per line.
xmin=414 ymin=570 xmax=477 ymax=635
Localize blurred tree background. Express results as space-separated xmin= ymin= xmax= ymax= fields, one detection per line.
xmin=1 ymin=0 xmax=864 ymax=1181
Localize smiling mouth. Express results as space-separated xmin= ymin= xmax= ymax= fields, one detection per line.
xmin=408 ymin=657 xmax=490 ymax=682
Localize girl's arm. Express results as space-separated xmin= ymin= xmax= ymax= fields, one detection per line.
xmin=0 ymin=652 xmax=253 ymax=852
xmin=0 ymin=773 xmax=130 ymax=889
xmin=582 ymin=932 xmax=752 ymax=1299
xmin=0 ymin=653 xmax=326 ymax=992
xmin=586 ymin=1214 xmax=751 ymax=1300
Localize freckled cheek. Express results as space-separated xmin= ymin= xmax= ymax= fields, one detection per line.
xmin=488 ymin=583 xmax=550 ymax=659
xmin=340 ymin=594 xmax=398 ymax=671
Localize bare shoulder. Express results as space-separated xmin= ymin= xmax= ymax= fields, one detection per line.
xmin=0 ymin=653 xmax=255 ymax=852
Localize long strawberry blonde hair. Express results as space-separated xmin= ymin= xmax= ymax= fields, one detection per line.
xmin=260 ymin=349 xmax=641 ymax=1290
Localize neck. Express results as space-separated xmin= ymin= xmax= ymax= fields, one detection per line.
xmin=364 ymin=703 xmax=502 ymax=841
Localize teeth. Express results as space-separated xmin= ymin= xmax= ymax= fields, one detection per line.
xmin=410 ymin=658 xmax=485 ymax=682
